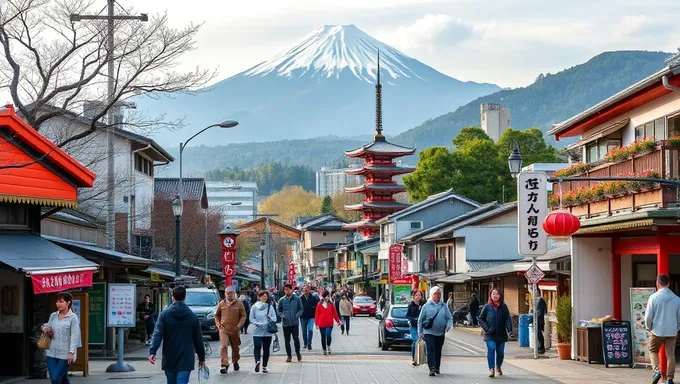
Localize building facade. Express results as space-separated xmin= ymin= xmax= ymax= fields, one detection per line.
xmin=205 ymin=181 xmax=258 ymax=224
xmin=315 ymin=166 xmax=362 ymax=197
xmin=480 ymin=103 xmax=511 ymax=142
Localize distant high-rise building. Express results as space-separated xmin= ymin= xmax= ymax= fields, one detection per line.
xmin=480 ymin=103 xmax=511 ymax=142
xmin=205 ymin=181 xmax=258 ymax=225
xmin=315 ymin=166 xmax=362 ymax=197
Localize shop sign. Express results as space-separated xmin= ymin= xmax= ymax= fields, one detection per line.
xmin=31 ymin=270 xmax=94 ymax=294
xmin=107 ymin=283 xmax=136 ymax=327
xmin=150 ymin=272 xmax=162 ymax=282
xmin=219 ymin=232 xmax=238 ymax=285
xmin=288 ymin=263 xmax=295 ymax=281
xmin=389 ymin=244 xmax=403 ymax=283
xmin=517 ymin=172 xmax=548 ymax=256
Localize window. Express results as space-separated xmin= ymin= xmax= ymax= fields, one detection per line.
xmin=134 ymin=153 xmax=153 ymax=177
xmin=409 ymin=221 xmax=422 ymax=230
xmin=585 ymin=130 xmax=622 ymax=163
xmin=0 ymin=204 xmax=28 ymax=227
xmin=322 ymin=231 xmax=327 ymax=237
xmin=635 ymin=118 xmax=666 ymax=141
xmin=669 ymin=115 xmax=680 ymax=137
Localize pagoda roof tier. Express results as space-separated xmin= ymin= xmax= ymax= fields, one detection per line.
xmin=345 ymin=164 xmax=415 ymax=175
xmin=342 ymin=219 xmax=378 ymax=230
xmin=345 ymin=183 xmax=407 ymax=194
xmin=344 ymin=201 xmax=411 ymax=211
xmin=345 ymin=135 xmax=416 ymax=158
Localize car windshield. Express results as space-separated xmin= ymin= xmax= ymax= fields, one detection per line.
xmin=354 ymin=297 xmax=372 ymax=303
xmin=390 ymin=308 xmax=408 ymax=318
xmin=185 ymin=292 xmax=217 ymax=306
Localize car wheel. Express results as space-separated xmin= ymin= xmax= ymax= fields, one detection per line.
xmin=381 ymin=341 xmax=390 ymax=351
xmin=210 ymin=333 xmax=219 ymax=341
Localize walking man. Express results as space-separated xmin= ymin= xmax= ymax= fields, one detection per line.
xmin=215 ymin=286 xmax=246 ymax=375
xmin=299 ymin=284 xmax=319 ymax=350
xmin=646 ymin=274 xmax=680 ymax=384
xmin=469 ymin=293 xmax=480 ymax=327
xmin=149 ymin=286 xmax=206 ymax=384
xmin=277 ymin=283 xmax=304 ymax=362
xmin=535 ymin=295 xmax=547 ymax=354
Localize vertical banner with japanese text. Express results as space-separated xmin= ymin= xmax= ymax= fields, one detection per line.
xmin=517 ymin=172 xmax=548 ymax=256
xmin=389 ymin=244 xmax=404 ymax=283
xmin=220 ymin=231 xmax=239 ymax=286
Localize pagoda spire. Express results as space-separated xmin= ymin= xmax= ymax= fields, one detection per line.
xmin=375 ymin=50 xmax=383 ymax=138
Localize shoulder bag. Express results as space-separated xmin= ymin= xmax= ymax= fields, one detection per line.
xmin=267 ymin=304 xmax=278 ymax=334
xmin=422 ymin=304 xmax=443 ymax=330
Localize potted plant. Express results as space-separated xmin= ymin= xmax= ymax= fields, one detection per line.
xmin=555 ymin=295 xmax=572 ymax=360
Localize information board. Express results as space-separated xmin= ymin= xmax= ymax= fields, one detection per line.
xmin=84 ymin=282 xmax=106 ymax=344
xmin=107 ymin=283 xmax=136 ymax=327
xmin=601 ymin=320 xmax=633 ymax=368
xmin=630 ymin=287 xmax=656 ymax=365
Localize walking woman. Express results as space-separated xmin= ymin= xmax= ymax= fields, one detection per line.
xmin=314 ymin=290 xmax=341 ymax=355
xmin=417 ymin=286 xmax=453 ymax=376
xmin=479 ymin=287 xmax=512 ymax=378
xmin=249 ymin=290 xmax=277 ymax=373
xmin=136 ymin=294 xmax=157 ymax=345
xmin=43 ymin=291 xmax=80 ymax=384
xmin=339 ymin=293 xmax=353 ymax=335
xmin=406 ymin=290 xmax=424 ymax=366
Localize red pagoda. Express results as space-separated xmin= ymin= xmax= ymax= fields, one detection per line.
xmin=343 ymin=53 xmax=416 ymax=238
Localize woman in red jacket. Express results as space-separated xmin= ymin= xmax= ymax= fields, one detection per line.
xmin=315 ymin=290 xmax=341 ymax=355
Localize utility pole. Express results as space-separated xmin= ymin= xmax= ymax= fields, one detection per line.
xmin=70 ymin=1 xmax=148 ymax=251
xmin=70 ymin=1 xmax=147 ymax=373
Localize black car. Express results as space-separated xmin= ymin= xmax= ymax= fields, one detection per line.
xmin=375 ymin=304 xmax=411 ymax=351
xmin=184 ymin=285 xmax=222 ymax=340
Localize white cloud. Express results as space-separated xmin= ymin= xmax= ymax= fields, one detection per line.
xmin=377 ymin=14 xmax=474 ymax=51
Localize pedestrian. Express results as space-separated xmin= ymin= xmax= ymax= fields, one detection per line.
xmin=43 ymin=291 xmax=80 ymax=384
xmin=379 ymin=292 xmax=386 ymax=312
xmin=417 ymin=286 xmax=453 ymax=376
xmin=479 ymin=287 xmax=512 ymax=378
xmin=249 ymin=290 xmax=277 ymax=373
xmin=339 ymin=293 xmax=353 ymax=335
xmin=299 ymin=284 xmax=319 ymax=350
xmin=137 ymin=294 xmax=157 ymax=345
xmin=277 ymin=283 xmax=304 ymax=363
xmin=469 ymin=293 xmax=480 ymax=327
xmin=149 ymin=286 xmax=206 ymax=384
xmin=315 ymin=290 xmax=341 ymax=355
xmin=645 ymin=274 xmax=680 ymax=384
xmin=535 ymin=295 xmax=547 ymax=354
xmin=239 ymin=293 xmax=251 ymax=334
xmin=214 ymin=287 xmax=246 ymax=374
xmin=446 ymin=292 xmax=455 ymax=317
xmin=406 ymin=290 xmax=424 ymax=366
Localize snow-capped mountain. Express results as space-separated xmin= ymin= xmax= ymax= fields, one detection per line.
xmin=137 ymin=24 xmax=499 ymax=147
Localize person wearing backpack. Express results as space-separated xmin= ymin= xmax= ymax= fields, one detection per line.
xmin=417 ymin=286 xmax=453 ymax=377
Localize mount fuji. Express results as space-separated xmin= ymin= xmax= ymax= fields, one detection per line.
xmin=137 ymin=24 xmax=500 ymax=146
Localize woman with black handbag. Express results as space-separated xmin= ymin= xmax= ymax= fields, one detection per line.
xmin=249 ymin=290 xmax=278 ymax=373
xmin=417 ymin=286 xmax=453 ymax=376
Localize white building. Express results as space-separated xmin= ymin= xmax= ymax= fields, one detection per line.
xmin=315 ymin=166 xmax=362 ymax=197
xmin=205 ymin=181 xmax=258 ymax=224
xmin=480 ymin=103 xmax=511 ymax=142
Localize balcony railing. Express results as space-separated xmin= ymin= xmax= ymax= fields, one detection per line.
xmin=552 ymin=145 xmax=680 ymax=218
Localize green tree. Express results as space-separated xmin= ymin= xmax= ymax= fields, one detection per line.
xmin=403 ymin=147 xmax=456 ymax=202
xmin=321 ymin=196 xmax=335 ymax=214
xmin=452 ymin=126 xmax=491 ymax=148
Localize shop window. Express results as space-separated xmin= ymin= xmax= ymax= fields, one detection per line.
xmin=0 ymin=204 xmax=28 ymax=227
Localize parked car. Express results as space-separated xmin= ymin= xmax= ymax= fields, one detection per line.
xmin=375 ymin=304 xmax=411 ymax=351
xmin=352 ymin=295 xmax=377 ymax=316
xmin=184 ymin=284 xmax=222 ymax=340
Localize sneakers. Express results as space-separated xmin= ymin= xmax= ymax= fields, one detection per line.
xmin=435 ymin=369 xmax=440 ymax=374
xmin=262 ymin=367 xmax=268 ymax=373
xmin=651 ymin=371 xmax=662 ymax=384
xmin=307 ymin=344 xmax=312 ymax=350
xmin=255 ymin=361 xmax=260 ymax=373
xmin=286 ymin=356 xmax=292 ymax=363
xmin=429 ymin=370 xmax=436 ymax=376
xmin=220 ymin=366 xmax=228 ymax=374
xmin=328 ymin=347 xmax=332 ymax=355
xmin=496 ymin=367 xmax=503 ymax=376
xmin=297 ymin=352 xmax=302 ymax=361
xmin=323 ymin=350 xmax=327 ymax=355
xmin=233 ymin=362 xmax=239 ymax=371
xmin=488 ymin=369 xmax=495 ymax=378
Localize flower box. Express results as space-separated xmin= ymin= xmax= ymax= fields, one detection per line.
xmin=589 ymin=200 xmax=609 ymax=215
xmin=609 ymin=195 xmax=633 ymax=212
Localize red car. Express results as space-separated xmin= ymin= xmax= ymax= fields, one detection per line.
xmin=352 ymin=296 xmax=377 ymax=316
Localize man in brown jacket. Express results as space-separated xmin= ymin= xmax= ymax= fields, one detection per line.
xmin=215 ymin=286 xmax=246 ymax=374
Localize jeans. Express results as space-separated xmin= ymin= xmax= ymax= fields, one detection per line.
xmin=144 ymin=316 xmax=156 ymax=338
xmin=423 ymin=334 xmax=445 ymax=371
xmin=341 ymin=316 xmax=351 ymax=333
xmin=300 ymin=318 xmax=314 ymax=346
xmin=409 ymin=327 xmax=419 ymax=359
xmin=283 ymin=325 xmax=301 ymax=357
xmin=470 ymin=309 xmax=478 ymax=326
xmin=253 ymin=336 xmax=272 ymax=367
xmin=46 ymin=356 xmax=70 ymax=384
xmin=485 ymin=340 xmax=506 ymax=369
xmin=650 ymin=334 xmax=677 ymax=379
xmin=319 ymin=327 xmax=333 ymax=351
xmin=164 ymin=370 xmax=190 ymax=384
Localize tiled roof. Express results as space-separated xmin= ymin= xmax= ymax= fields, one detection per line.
xmin=154 ymin=178 xmax=208 ymax=208
xmin=421 ymin=202 xmax=516 ymax=241
xmin=399 ymin=202 xmax=500 ymax=244
xmin=345 ymin=136 xmax=416 ymax=158
xmin=311 ymin=242 xmax=346 ymax=250
xmin=376 ymin=189 xmax=480 ymax=224
xmin=467 ymin=260 xmax=517 ymax=272
xmin=300 ymin=214 xmax=350 ymax=230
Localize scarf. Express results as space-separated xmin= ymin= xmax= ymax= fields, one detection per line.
xmin=254 ymin=301 xmax=267 ymax=311
xmin=489 ymin=298 xmax=501 ymax=308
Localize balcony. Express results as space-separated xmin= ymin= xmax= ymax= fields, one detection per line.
xmin=552 ymin=145 xmax=680 ymax=218
xmin=427 ymin=258 xmax=448 ymax=273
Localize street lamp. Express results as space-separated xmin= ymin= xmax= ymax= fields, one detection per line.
xmin=260 ymin=239 xmax=266 ymax=290
xmin=507 ymin=140 xmax=523 ymax=178
xmin=172 ymin=195 xmax=183 ymax=282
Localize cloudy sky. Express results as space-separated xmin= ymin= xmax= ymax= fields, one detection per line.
xmin=141 ymin=0 xmax=680 ymax=88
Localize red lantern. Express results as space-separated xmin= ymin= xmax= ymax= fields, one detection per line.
xmin=542 ymin=211 xmax=581 ymax=238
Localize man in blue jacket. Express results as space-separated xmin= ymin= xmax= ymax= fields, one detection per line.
xmin=646 ymin=274 xmax=680 ymax=384
xmin=149 ymin=286 xmax=206 ymax=384
xmin=299 ymin=284 xmax=319 ymax=350
xmin=278 ymin=283 xmax=304 ymax=362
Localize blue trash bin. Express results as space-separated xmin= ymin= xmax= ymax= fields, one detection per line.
xmin=518 ymin=314 xmax=533 ymax=347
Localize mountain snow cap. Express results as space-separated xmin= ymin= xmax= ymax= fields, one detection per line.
xmin=244 ymin=24 xmax=421 ymax=82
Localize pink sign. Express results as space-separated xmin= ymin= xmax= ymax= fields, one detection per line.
xmin=32 ymin=271 xmax=93 ymax=294
xmin=389 ymin=244 xmax=403 ymax=283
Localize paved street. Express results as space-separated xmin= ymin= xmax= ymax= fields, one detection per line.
xmin=22 ymin=317 xmax=662 ymax=384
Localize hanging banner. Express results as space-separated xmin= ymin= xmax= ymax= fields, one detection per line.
xmin=219 ymin=228 xmax=239 ymax=286
xmin=517 ymin=172 xmax=548 ymax=256
xmin=31 ymin=270 xmax=94 ymax=294
xmin=288 ymin=263 xmax=296 ymax=282
xmin=630 ymin=287 xmax=656 ymax=366
xmin=389 ymin=244 xmax=403 ymax=283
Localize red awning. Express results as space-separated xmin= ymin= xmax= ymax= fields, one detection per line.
xmin=31 ymin=270 xmax=94 ymax=294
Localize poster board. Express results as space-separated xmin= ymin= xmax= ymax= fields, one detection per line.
xmin=601 ymin=320 xmax=633 ymax=368
xmin=84 ymin=282 xmax=106 ymax=344
xmin=630 ymin=287 xmax=656 ymax=366
xmin=107 ymin=284 xmax=136 ymax=327
xmin=393 ymin=285 xmax=410 ymax=304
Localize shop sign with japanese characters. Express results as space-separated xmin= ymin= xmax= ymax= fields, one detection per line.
xmin=517 ymin=172 xmax=548 ymax=256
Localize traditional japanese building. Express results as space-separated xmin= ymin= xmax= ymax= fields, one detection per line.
xmin=343 ymin=53 xmax=416 ymax=238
